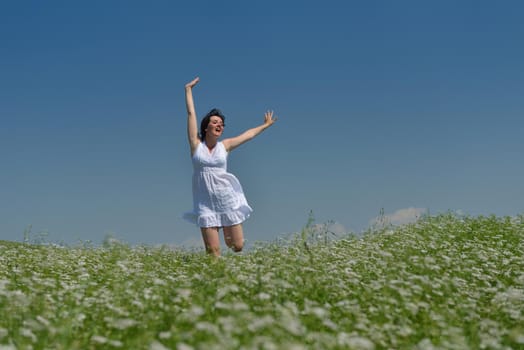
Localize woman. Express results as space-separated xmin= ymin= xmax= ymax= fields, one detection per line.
xmin=183 ymin=77 xmax=277 ymax=256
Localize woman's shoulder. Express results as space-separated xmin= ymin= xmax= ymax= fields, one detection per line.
xmin=220 ymin=139 xmax=232 ymax=152
xmin=190 ymin=141 xmax=203 ymax=157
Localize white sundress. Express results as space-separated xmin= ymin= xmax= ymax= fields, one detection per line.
xmin=183 ymin=141 xmax=253 ymax=228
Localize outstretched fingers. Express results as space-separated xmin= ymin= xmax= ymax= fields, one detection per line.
xmin=264 ymin=110 xmax=277 ymax=126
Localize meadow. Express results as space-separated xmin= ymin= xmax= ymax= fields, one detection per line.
xmin=1 ymin=213 xmax=523 ymax=349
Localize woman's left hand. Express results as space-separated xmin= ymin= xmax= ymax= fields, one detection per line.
xmin=264 ymin=110 xmax=277 ymax=126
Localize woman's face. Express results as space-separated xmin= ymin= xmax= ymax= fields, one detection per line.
xmin=206 ymin=116 xmax=224 ymax=138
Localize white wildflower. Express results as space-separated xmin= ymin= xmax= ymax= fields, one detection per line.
xmin=322 ymin=318 xmax=338 ymax=331
xmin=517 ymin=273 xmax=524 ymax=285
xmin=192 ymin=274 xmax=203 ymax=281
xmin=287 ymin=344 xmax=307 ymax=350
xmin=195 ymin=321 xmax=219 ymax=334
xmin=480 ymin=335 xmax=501 ymax=349
xmin=76 ymin=313 xmax=86 ymax=323
xmin=214 ymin=301 xmax=230 ymax=310
xmin=149 ymin=340 xmax=169 ymax=350
xmin=231 ymin=302 xmax=249 ymax=311
xmin=508 ymin=307 xmax=522 ymax=320
xmin=0 ymin=327 xmax=8 ymax=339
xmin=378 ymin=250 xmax=392 ymax=258
xmin=0 ymin=344 xmax=17 ymax=350
xmin=153 ymin=278 xmax=167 ymax=286
xmin=512 ymin=333 xmax=524 ymax=344
xmin=216 ymin=284 xmax=239 ymax=299
xmin=257 ymin=292 xmax=271 ymax=301
xmin=261 ymin=272 xmax=274 ymax=283
xmin=507 ymin=287 xmax=524 ymax=302
xmin=0 ymin=279 xmax=9 ymax=296
xmin=281 ymin=317 xmax=304 ymax=336
xmin=20 ymin=328 xmax=37 ymax=343
xmin=416 ymin=338 xmax=436 ymax=350
xmin=36 ymin=316 xmax=50 ymax=327
xmin=11 ymin=290 xmax=29 ymax=306
xmin=143 ymin=288 xmax=154 ymax=300
xmin=158 ymin=331 xmax=171 ymax=339
xmin=310 ymin=307 xmax=328 ymax=319
xmin=218 ymin=316 xmax=236 ymax=333
xmin=91 ymin=335 xmax=108 ymax=344
xmin=23 ymin=319 xmax=44 ymax=332
xmin=116 ymin=261 xmax=129 ymax=272
xmin=398 ymin=325 xmax=414 ymax=337
xmin=252 ymin=336 xmax=277 ymax=350
xmin=493 ymin=287 xmax=524 ymax=304
xmin=248 ymin=316 xmax=275 ymax=332
xmin=177 ymin=343 xmax=194 ymax=350
xmin=109 ymin=340 xmax=123 ymax=347
xmin=104 ymin=317 xmax=138 ymax=330
xmin=423 ymin=256 xmax=436 ymax=266
xmin=338 ymin=333 xmax=374 ymax=350
xmin=132 ymin=299 xmax=144 ymax=309
xmin=177 ymin=288 xmax=192 ymax=300
xmin=189 ymin=306 xmax=205 ymax=317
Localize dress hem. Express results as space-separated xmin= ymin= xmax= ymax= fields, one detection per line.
xmin=183 ymin=205 xmax=253 ymax=228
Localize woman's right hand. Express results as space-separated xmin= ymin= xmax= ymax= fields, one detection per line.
xmin=185 ymin=77 xmax=200 ymax=89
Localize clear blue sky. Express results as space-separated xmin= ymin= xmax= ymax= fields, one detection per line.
xmin=2 ymin=1 xmax=523 ymax=246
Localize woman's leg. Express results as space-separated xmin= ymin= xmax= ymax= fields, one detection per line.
xmin=201 ymin=227 xmax=220 ymax=256
xmin=223 ymin=224 xmax=244 ymax=252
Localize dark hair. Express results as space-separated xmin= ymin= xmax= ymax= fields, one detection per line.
xmin=200 ymin=108 xmax=226 ymax=141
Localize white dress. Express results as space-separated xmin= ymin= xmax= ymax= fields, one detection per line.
xmin=183 ymin=141 xmax=253 ymax=228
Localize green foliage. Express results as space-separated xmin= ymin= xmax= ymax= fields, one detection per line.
xmin=1 ymin=214 xmax=523 ymax=349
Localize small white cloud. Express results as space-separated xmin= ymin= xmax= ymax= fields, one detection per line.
xmin=309 ymin=221 xmax=352 ymax=239
xmin=387 ymin=207 xmax=426 ymax=225
xmin=370 ymin=207 xmax=426 ymax=227
xmin=454 ymin=209 xmax=465 ymax=216
xmin=327 ymin=222 xmax=351 ymax=236
xmin=276 ymin=220 xmax=352 ymax=243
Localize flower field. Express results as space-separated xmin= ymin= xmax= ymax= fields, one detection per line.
xmin=1 ymin=214 xmax=523 ymax=349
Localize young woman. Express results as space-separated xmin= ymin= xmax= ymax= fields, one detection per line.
xmin=183 ymin=77 xmax=277 ymax=256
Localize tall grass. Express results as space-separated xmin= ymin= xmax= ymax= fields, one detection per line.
xmin=1 ymin=213 xmax=523 ymax=349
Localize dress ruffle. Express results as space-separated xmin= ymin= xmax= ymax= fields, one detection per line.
xmin=183 ymin=202 xmax=252 ymax=228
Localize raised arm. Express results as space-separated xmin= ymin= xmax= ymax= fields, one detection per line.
xmin=185 ymin=77 xmax=200 ymax=155
xmin=223 ymin=110 xmax=277 ymax=152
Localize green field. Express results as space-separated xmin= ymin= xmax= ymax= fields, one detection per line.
xmin=1 ymin=214 xmax=523 ymax=349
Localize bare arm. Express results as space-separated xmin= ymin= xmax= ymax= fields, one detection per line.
xmin=185 ymin=77 xmax=200 ymax=155
xmin=223 ymin=110 xmax=277 ymax=152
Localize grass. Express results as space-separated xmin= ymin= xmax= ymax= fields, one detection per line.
xmin=1 ymin=213 xmax=523 ymax=349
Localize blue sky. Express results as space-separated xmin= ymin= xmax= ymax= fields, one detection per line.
xmin=2 ymin=1 xmax=523 ymax=246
